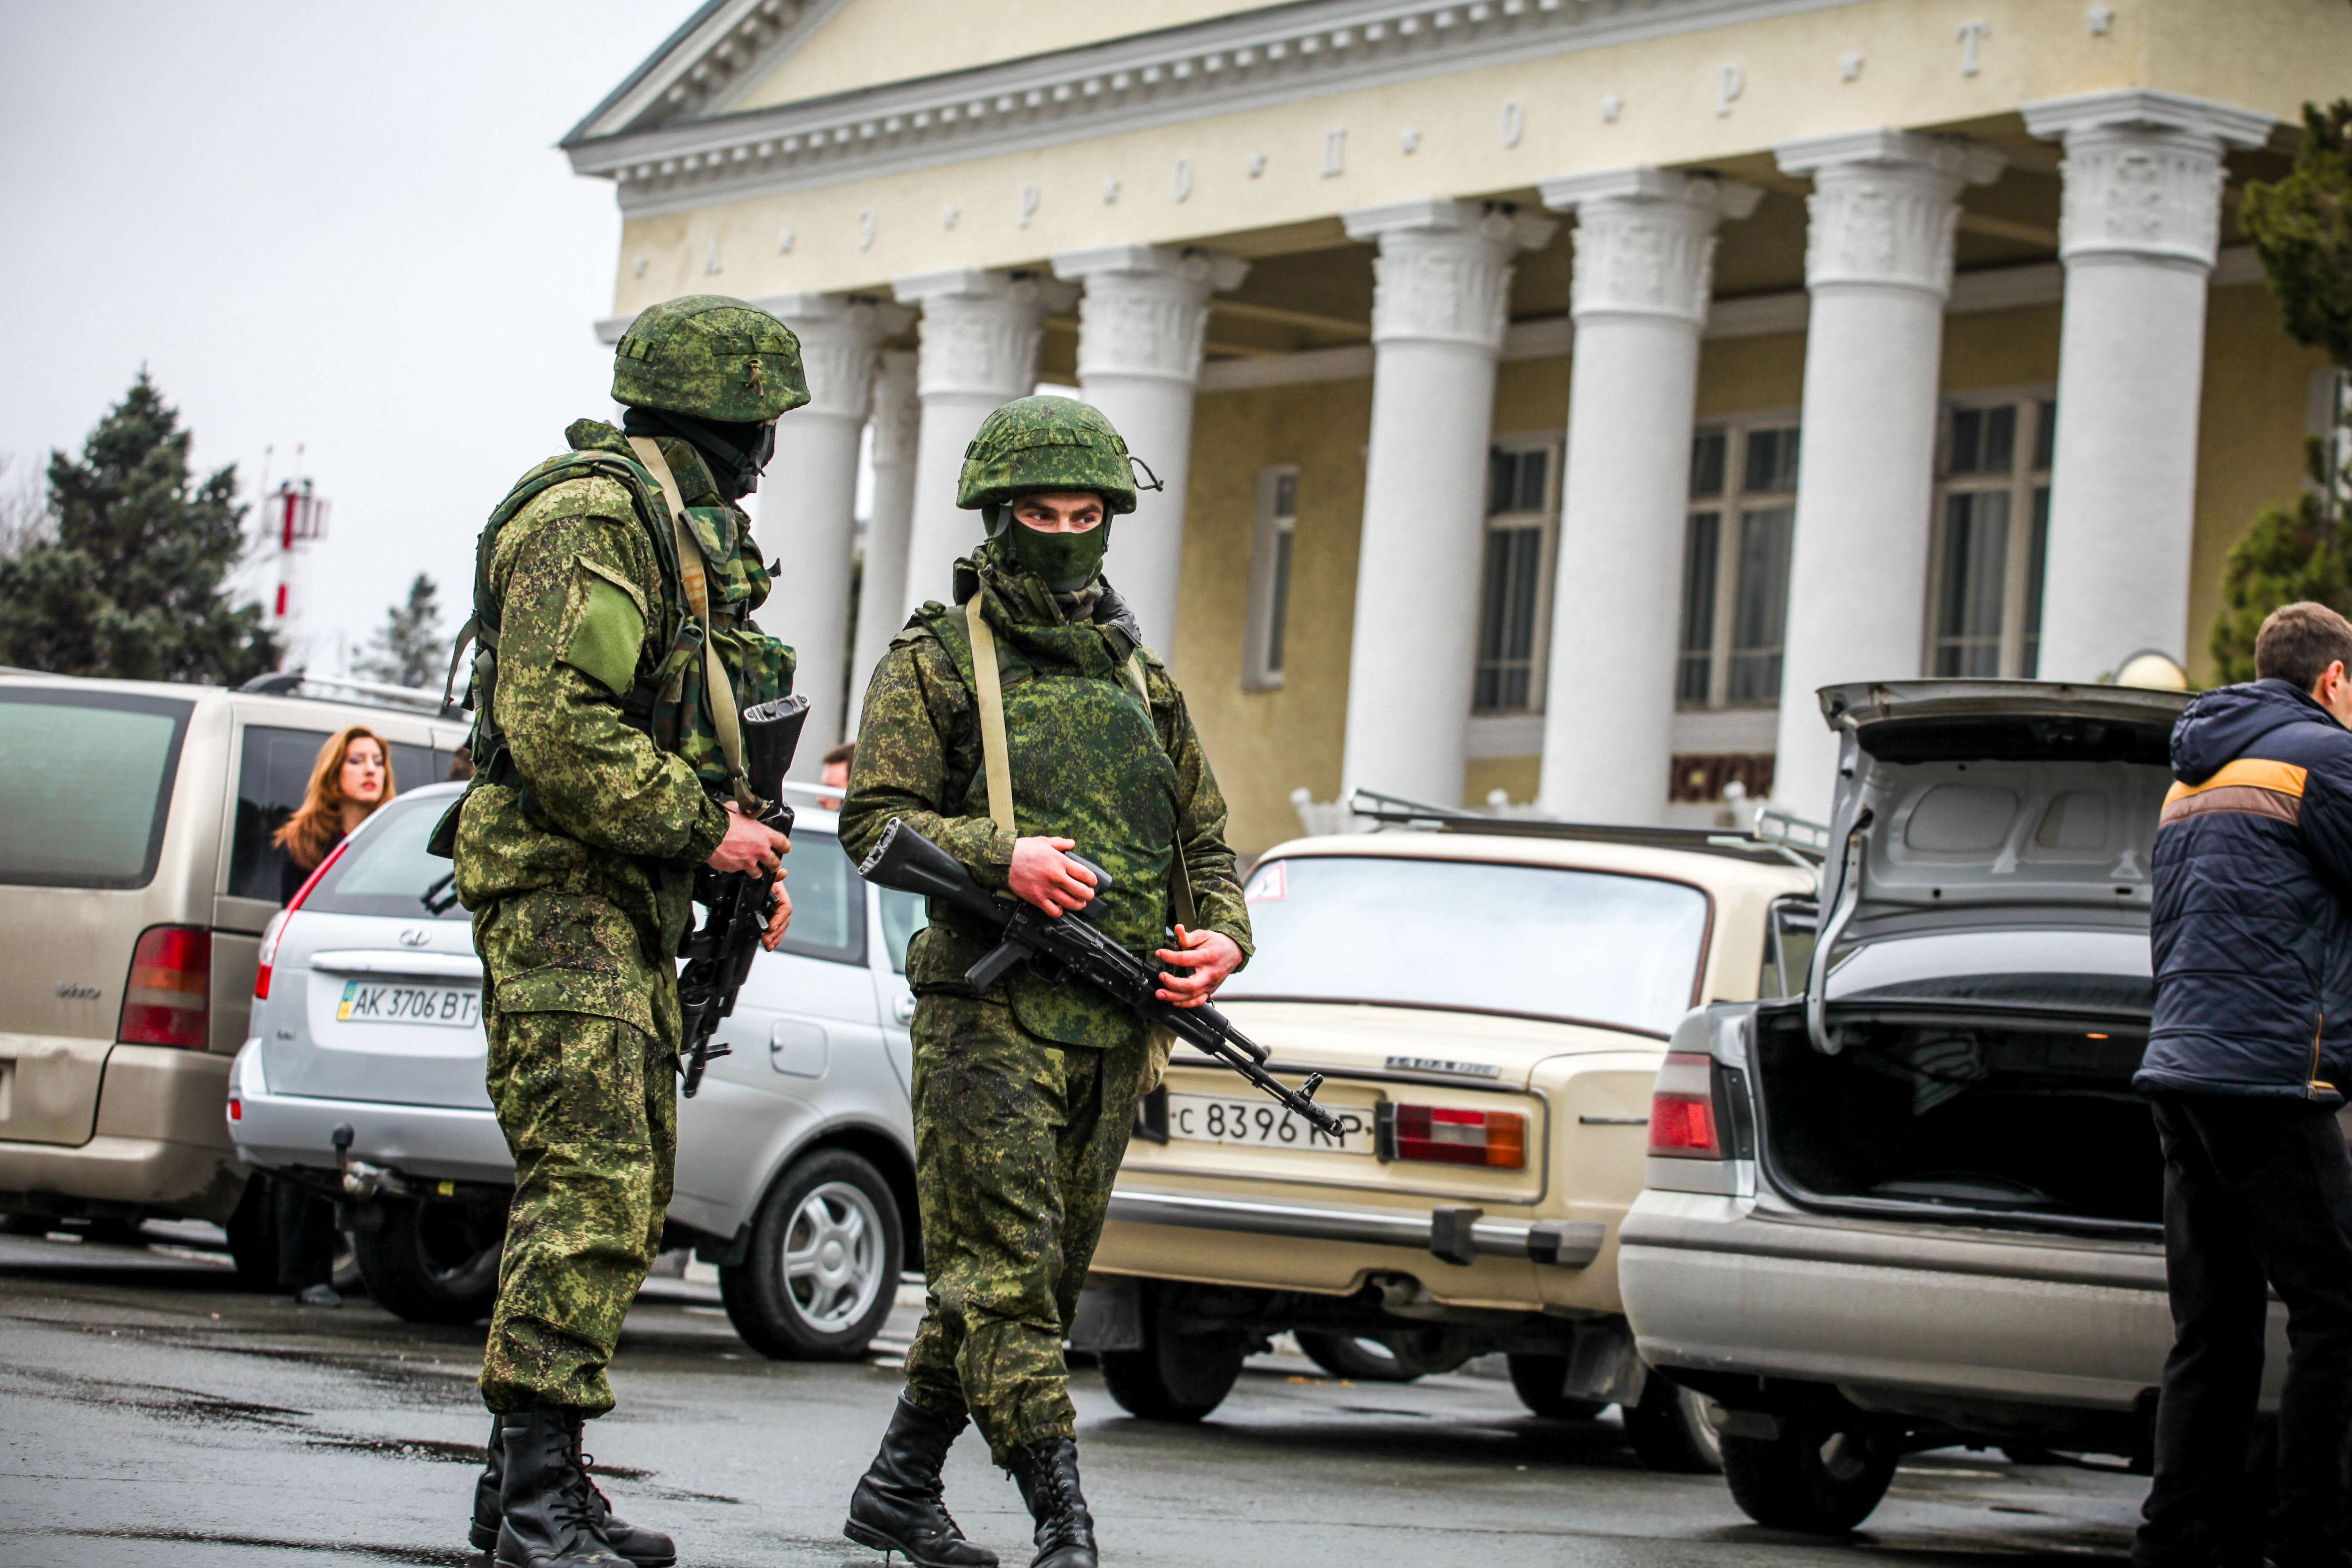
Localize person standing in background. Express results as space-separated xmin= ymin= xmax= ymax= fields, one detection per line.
xmin=267 ymin=724 xmax=397 ymax=1307
xmin=818 ymin=740 xmax=853 ymax=809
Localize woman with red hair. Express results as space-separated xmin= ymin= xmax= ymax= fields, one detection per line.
xmin=266 ymin=724 xmax=397 ymax=1305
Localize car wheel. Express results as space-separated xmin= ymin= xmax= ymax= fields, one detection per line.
xmin=1295 ymin=1331 xmax=1423 ymax=1383
xmin=1504 ymin=1354 xmax=1606 ymax=1420
xmin=720 ymin=1148 xmax=902 ymax=1362
xmin=223 ymin=1176 xmax=279 ymax=1291
xmin=352 ymin=1198 xmax=503 ymax=1325
xmin=1099 ymin=1282 xmax=1246 ymax=1422
xmin=1719 ymin=1410 xmax=1898 ymax=1533
xmin=1625 ymin=1378 xmax=1725 ymax=1474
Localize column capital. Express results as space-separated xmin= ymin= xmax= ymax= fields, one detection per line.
xmin=2024 ymin=92 xmax=2273 ymax=271
xmin=749 ymin=293 xmax=912 ymax=420
xmin=1541 ymin=167 xmax=1761 ymax=326
xmin=1775 ymin=130 xmax=2002 ymax=299
xmin=1051 ymin=245 xmax=1249 ymax=386
xmin=1342 ymin=198 xmax=1556 ymax=351
xmin=890 ymin=269 xmax=1074 ymax=400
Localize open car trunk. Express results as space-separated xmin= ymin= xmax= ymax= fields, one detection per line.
xmin=1757 ymin=680 xmax=2189 ymax=1237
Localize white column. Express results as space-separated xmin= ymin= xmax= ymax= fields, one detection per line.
xmin=890 ymin=269 xmax=1076 ymax=617
xmin=1535 ymin=169 xmax=1760 ymax=825
xmin=1769 ymin=130 xmax=2004 ymax=822
xmin=1338 ymin=199 xmax=1557 ymax=808
xmin=1051 ymin=245 xmax=1250 ymax=659
xmin=753 ymin=293 xmax=908 ymax=773
xmin=2022 ymin=90 xmax=2273 ymax=681
xmin=849 ymin=348 xmax=919 ymax=727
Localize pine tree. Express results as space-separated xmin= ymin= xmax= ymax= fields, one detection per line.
xmin=0 ymin=372 xmax=278 ymax=683
xmin=2211 ymin=100 xmax=2352 ymax=682
xmin=358 ymin=573 xmax=444 ymax=689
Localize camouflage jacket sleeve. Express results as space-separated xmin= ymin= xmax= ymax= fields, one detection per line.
xmin=493 ymin=502 xmax=730 ymax=864
xmin=1137 ymin=652 xmax=1254 ymax=962
xmin=836 ymin=628 xmax=1017 ymax=889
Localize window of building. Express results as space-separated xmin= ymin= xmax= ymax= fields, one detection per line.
xmin=1928 ymin=394 xmax=2055 ymax=679
xmin=1474 ymin=442 xmax=1558 ymax=713
xmin=1677 ymin=420 xmax=1799 ymax=710
xmin=1241 ymin=466 xmax=1299 ymax=691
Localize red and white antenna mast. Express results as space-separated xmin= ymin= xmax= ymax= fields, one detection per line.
xmin=263 ymin=451 xmax=330 ymax=666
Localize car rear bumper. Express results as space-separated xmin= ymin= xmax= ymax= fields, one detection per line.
xmin=0 ymin=1045 xmax=244 ymax=1220
xmin=1620 ymin=1188 xmax=2259 ymax=1416
xmin=230 ymin=1043 xmax=512 ymax=1188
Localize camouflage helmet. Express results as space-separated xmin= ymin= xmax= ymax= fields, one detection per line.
xmin=612 ymin=295 xmax=810 ymax=423
xmin=956 ymin=396 xmax=1138 ymax=514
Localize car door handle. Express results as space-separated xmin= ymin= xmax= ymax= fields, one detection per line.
xmin=891 ymin=993 xmax=915 ymax=1025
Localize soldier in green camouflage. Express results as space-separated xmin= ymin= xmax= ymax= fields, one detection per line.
xmin=447 ymin=295 xmax=808 ymax=1568
xmin=838 ymin=397 xmax=1254 ymax=1568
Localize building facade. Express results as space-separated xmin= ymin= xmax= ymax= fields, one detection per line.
xmin=564 ymin=0 xmax=2345 ymax=850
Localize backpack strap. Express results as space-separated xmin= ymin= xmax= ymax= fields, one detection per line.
xmin=962 ymin=604 xmax=1017 ymax=835
xmin=628 ymin=436 xmax=755 ymax=814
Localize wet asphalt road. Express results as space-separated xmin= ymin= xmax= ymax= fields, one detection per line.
xmin=0 ymin=1226 xmax=2145 ymax=1568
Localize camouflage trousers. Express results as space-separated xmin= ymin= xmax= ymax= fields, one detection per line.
xmin=479 ymin=1005 xmax=676 ymax=1417
xmin=902 ymin=993 xmax=1147 ymax=1461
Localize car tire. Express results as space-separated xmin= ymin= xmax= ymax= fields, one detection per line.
xmin=1625 ymin=1378 xmax=1725 ymax=1474
xmin=223 ymin=1176 xmax=279 ymax=1291
xmin=1295 ymin=1331 xmax=1422 ymax=1384
xmin=1719 ymin=1410 xmax=1898 ymax=1533
xmin=1099 ymin=1283 xmax=1247 ymax=1422
xmin=352 ymin=1198 xmax=503 ymax=1325
xmin=1504 ymin=1354 xmax=1606 ymax=1420
xmin=720 ymin=1148 xmax=902 ymax=1362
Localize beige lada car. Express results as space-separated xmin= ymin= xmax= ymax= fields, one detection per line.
xmin=1073 ymin=795 xmax=1817 ymax=1471
xmin=0 ymin=670 xmax=466 ymax=1272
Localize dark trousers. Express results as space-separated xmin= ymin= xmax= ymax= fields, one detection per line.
xmin=2137 ymin=1092 xmax=2352 ymax=1568
xmin=272 ymin=1176 xmax=338 ymax=1292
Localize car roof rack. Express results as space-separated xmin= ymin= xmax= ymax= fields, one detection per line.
xmin=1345 ymin=788 xmax=1825 ymax=865
xmin=237 ymin=669 xmax=469 ymax=721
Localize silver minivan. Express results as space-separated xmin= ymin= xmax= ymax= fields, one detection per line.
xmin=1616 ymin=680 xmax=2252 ymax=1535
xmin=229 ymin=780 xmax=926 ymax=1359
xmin=0 ymin=671 xmax=466 ymax=1269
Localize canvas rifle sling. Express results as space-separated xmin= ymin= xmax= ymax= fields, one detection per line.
xmin=628 ymin=436 xmax=756 ymax=813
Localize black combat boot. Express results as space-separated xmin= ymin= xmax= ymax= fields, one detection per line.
xmin=494 ymin=1406 xmax=635 ymax=1568
xmin=843 ymin=1396 xmax=1000 ymax=1568
xmin=1004 ymin=1437 xmax=1097 ymax=1568
xmin=475 ymin=1414 xmax=676 ymax=1567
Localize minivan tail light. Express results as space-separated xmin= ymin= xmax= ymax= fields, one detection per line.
xmin=256 ymin=839 xmax=348 ymax=1000
xmin=1388 ymin=1104 xmax=1526 ymax=1168
xmin=1649 ymin=1052 xmax=1723 ymax=1158
xmin=120 ymin=926 xmax=212 ymax=1049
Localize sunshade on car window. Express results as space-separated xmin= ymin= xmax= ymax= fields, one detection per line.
xmin=0 ymin=689 xmax=191 ymax=888
xmin=303 ymin=793 xmax=469 ymax=919
xmin=1222 ymin=855 xmax=1709 ymax=1036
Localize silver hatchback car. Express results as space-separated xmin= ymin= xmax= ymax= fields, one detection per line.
xmin=228 ymin=780 xmax=925 ymax=1359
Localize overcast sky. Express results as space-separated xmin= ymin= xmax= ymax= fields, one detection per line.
xmin=0 ymin=1 xmax=689 ymax=676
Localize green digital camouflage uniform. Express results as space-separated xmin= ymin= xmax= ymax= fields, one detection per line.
xmin=453 ymin=411 xmax=794 ymax=1417
xmin=836 ymin=543 xmax=1252 ymax=1461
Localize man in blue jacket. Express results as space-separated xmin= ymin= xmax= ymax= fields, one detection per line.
xmin=2139 ymin=602 xmax=2352 ymax=1568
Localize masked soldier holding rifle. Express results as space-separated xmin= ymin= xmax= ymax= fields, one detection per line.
xmin=837 ymin=396 xmax=1255 ymax=1568
xmin=438 ymin=295 xmax=808 ymax=1568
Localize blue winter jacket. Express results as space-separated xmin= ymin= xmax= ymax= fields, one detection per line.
xmin=2141 ymin=679 xmax=2352 ymax=1102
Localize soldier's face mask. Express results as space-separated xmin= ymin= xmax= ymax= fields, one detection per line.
xmin=1005 ymin=494 xmax=1109 ymax=591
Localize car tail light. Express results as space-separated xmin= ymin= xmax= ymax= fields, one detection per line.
xmin=227 ymin=1096 xmax=241 ymax=1121
xmin=119 ymin=926 xmax=212 ymax=1049
xmin=1389 ymin=1104 xmax=1526 ymax=1168
xmin=1649 ymin=1052 xmax=1723 ymax=1159
xmin=255 ymin=839 xmax=348 ymax=1000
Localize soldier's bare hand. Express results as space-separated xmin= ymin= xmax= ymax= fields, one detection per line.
xmin=1009 ymin=835 xmax=1095 ymax=916
xmin=1154 ymin=926 xmax=1243 ymax=1007
xmin=762 ymin=883 xmax=793 ymax=951
xmin=709 ymin=802 xmax=787 ymax=878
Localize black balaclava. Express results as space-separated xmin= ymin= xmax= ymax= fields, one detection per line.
xmin=621 ymin=405 xmax=777 ymax=502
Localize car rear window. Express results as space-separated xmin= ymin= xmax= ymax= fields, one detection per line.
xmin=225 ymin=724 xmax=449 ymax=901
xmin=0 ymin=688 xmax=192 ymax=888
xmin=302 ymin=792 xmax=468 ymax=919
xmin=1222 ymin=855 xmax=1710 ymax=1036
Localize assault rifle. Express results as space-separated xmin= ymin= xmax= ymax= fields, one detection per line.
xmin=678 ymin=695 xmax=808 ymax=1098
xmin=856 ymin=817 xmax=1344 ymax=1136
